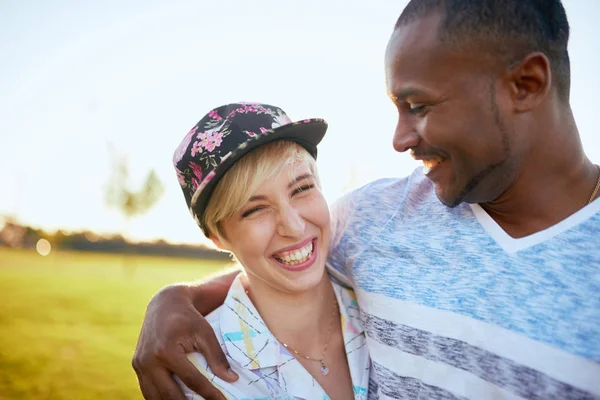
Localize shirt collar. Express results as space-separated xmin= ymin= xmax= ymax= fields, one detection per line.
xmin=332 ymin=280 xmax=365 ymax=337
xmin=218 ymin=276 xmax=369 ymax=399
xmin=218 ymin=277 xmax=282 ymax=369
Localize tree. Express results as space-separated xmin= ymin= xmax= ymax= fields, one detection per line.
xmin=105 ymin=149 xmax=164 ymax=274
xmin=105 ymin=155 xmax=164 ymax=223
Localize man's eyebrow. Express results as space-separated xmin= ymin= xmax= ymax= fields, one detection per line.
xmin=389 ymin=87 xmax=421 ymax=103
xmin=247 ymin=173 xmax=314 ymax=202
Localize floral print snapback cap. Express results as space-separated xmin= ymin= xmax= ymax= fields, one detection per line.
xmin=173 ymin=102 xmax=328 ymax=234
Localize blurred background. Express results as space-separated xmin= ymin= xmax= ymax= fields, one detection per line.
xmin=1 ymin=0 xmax=599 ymax=399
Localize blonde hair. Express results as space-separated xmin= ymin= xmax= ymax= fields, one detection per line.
xmin=203 ymin=140 xmax=318 ymax=240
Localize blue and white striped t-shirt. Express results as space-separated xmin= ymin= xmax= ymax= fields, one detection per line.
xmin=327 ymin=167 xmax=600 ymax=400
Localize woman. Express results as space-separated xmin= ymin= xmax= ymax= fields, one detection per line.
xmin=172 ymin=102 xmax=369 ymax=399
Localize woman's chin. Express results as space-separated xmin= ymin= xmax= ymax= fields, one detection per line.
xmin=246 ymin=255 xmax=327 ymax=295
xmin=281 ymin=264 xmax=328 ymax=293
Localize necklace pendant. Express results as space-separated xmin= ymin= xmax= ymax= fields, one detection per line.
xmin=320 ymin=361 xmax=329 ymax=376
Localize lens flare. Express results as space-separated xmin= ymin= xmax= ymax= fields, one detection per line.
xmin=36 ymin=238 xmax=52 ymax=256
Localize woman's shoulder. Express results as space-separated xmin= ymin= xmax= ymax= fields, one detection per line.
xmin=176 ymin=355 xmax=276 ymax=400
xmin=203 ymin=274 xmax=249 ymax=331
xmin=204 ymin=304 xmax=225 ymax=330
xmin=177 ymin=276 xmax=281 ymax=399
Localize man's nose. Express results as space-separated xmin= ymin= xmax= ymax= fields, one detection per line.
xmin=393 ymin=116 xmax=420 ymax=153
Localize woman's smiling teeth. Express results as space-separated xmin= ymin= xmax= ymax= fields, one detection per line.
xmin=274 ymin=241 xmax=314 ymax=265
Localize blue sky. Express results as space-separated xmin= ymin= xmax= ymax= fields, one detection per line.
xmin=1 ymin=0 xmax=599 ymax=244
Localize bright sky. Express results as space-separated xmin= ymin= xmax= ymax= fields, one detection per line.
xmin=1 ymin=0 xmax=599 ymax=244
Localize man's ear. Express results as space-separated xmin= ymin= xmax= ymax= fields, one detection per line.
xmin=507 ymin=52 xmax=552 ymax=113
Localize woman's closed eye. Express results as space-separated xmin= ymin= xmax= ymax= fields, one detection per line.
xmin=292 ymin=184 xmax=315 ymax=196
xmin=241 ymin=205 xmax=267 ymax=218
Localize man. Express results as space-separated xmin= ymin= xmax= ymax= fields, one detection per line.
xmin=133 ymin=1 xmax=600 ymax=399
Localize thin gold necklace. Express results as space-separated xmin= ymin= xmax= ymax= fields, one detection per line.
xmin=588 ymin=165 xmax=600 ymax=205
xmin=245 ymin=288 xmax=338 ymax=375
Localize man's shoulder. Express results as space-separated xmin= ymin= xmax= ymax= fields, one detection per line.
xmin=336 ymin=168 xmax=431 ymax=207
xmin=330 ymin=168 xmax=438 ymax=230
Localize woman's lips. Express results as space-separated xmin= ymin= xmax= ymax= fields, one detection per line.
xmin=272 ymin=239 xmax=318 ymax=272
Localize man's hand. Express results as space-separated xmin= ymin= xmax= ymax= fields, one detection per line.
xmin=132 ymin=283 xmax=238 ymax=400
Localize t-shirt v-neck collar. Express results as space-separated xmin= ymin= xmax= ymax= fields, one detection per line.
xmin=469 ymin=198 xmax=600 ymax=254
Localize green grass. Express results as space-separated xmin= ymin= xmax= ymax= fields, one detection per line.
xmin=0 ymin=248 xmax=231 ymax=400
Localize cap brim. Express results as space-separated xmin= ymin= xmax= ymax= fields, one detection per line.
xmin=191 ymin=118 xmax=327 ymax=218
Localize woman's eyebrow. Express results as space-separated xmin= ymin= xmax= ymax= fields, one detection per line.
xmin=287 ymin=173 xmax=313 ymax=189
xmin=247 ymin=173 xmax=314 ymax=202
xmin=247 ymin=194 xmax=266 ymax=202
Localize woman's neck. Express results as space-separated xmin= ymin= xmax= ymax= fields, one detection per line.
xmin=241 ymin=273 xmax=337 ymax=350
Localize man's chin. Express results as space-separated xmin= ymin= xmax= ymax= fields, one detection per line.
xmin=434 ymin=187 xmax=464 ymax=208
xmin=434 ymin=170 xmax=499 ymax=207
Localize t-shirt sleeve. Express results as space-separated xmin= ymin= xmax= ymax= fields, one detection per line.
xmin=326 ymin=177 xmax=410 ymax=289
xmin=326 ymin=189 xmax=359 ymax=288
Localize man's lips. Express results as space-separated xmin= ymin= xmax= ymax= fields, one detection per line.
xmin=422 ymin=158 xmax=444 ymax=169
xmin=412 ymin=156 xmax=446 ymax=174
xmin=410 ymin=150 xmax=448 ymax=175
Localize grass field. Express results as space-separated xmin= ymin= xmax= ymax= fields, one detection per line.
xmin=0 ymin=247 xmax=231 ymax=400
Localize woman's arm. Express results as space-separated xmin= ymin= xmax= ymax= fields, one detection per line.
xmin=132 ymin=269 xmax=240 ymax=400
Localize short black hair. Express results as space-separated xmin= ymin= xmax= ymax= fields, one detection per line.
xmin=395 ymin=0 xmax=571 ymax=100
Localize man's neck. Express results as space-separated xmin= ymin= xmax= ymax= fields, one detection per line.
xmin=480 ymin=157 xmax=598 ymax=238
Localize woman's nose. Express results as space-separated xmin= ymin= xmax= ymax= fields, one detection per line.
xmin=277 ymin=205 xmax=305 ymax=238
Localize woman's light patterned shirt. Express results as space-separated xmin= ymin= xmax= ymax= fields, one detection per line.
xmin=177 ymin=275 xmax=370 ymax=400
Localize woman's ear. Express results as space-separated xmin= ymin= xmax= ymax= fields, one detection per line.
xmin=209 ymin=234 xmax=229 ymax=251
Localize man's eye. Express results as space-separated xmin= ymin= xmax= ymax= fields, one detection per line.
xmin=409 ymin=104 xmax=426 ymax=114
xmin=292 ymin=184 xmax=314 ymax=195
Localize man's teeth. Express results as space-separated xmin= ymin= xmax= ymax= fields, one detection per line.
xmin=422 ymin=158 xmax=445 ymax=172
xmin=274 ymin=241 xmax=314 ymax=265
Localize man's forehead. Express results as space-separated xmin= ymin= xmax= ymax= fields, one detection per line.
xmin=385 ymin=17 xmax=443 ymax=80
xmin=386 ymin=13 xmax=442 ymax=60
xmin=385 ymin=14 xmax=475 ymax=96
